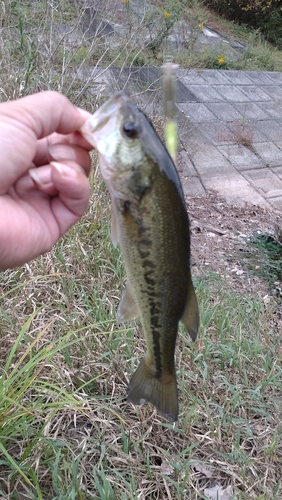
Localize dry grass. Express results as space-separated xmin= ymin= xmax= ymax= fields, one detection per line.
xmin=217 ymin=118 xmax=255 ymax=153
xmin=1 ymin=166 xmax=281 ymax=498
xmin=0 ymin=0 xmax=282 ymax=498
xmin=1 ymin=0 xmax=282 ymax=108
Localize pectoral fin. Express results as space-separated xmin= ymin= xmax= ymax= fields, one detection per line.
xmin=117 ymin=281 xmax=140 ymax=323
xmin=111 ymin=205 xmax=119 ymax=246
xmin=181 ymin=271 xmax=199 ymax=341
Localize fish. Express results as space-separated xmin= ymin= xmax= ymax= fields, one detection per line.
xmin=80 ymin=91 xmax=199 ymax=422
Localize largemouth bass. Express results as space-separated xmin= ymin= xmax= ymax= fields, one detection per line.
xmin=80 ymin=91 xmax=199 ymax=422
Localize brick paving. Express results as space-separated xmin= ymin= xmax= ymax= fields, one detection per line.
xmin=175 ymin=69 xmax=282 ymax=211
xmin=95 ymin=66 xmax=282 ymax=211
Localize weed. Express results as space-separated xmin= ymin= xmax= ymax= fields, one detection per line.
xmin=241 ymin=231 xmax=282 ymax=294
xmin=0 ymin=0 xmax=282 ymax=498
xmin=0 ymin=170 xmax=281 ymax=497
xmin=218 ymin=116 xmax=255 ymax=151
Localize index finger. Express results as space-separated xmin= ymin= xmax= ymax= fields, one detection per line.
xmin=0 ymin=92 xmax=91 ymax=194
xmin=34 ymin=131 xmax=93 ymax=167
xmin=0 ymin=91 xmax=86 ymax=139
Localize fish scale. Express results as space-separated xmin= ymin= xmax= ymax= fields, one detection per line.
xmin=80 ymin=91 xmax=199 ymax=422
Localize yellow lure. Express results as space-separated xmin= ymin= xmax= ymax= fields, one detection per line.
xmin=165 ymin=119 xmax=178 ymax=163
xmin=162 ymin=56 xmax=178 ymax=164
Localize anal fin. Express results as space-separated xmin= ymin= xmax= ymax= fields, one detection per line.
xmin=111 ymin=204 xmax=119 ymax=246
xmin=181 ymin=270 xmax=199 ymax=341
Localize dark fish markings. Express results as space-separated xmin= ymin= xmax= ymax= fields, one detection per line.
xmin=81 ymin=91 xmax=199 ymax=421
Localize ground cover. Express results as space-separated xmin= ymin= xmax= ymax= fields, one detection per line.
xmin=0 ymin=1 xmax=281 ymax=498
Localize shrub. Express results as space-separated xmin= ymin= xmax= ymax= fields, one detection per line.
xmin=204 ymin=0 xmax=282 ymax=49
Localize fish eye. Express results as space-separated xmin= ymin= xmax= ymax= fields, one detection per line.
xmin=122 ymin=121 xmax=137 ymax=138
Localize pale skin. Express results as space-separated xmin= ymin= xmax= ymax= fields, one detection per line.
xmin=0 ymin=91 xmax=93 ymax=270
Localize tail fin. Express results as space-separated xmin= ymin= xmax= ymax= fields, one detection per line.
xmin=127 ymin=358 xmax=178 ymax=422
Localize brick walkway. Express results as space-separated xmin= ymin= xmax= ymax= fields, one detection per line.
xmin=175 ymin=69 xmax=282 ymax=211
xmin=90 ymin=66 xmax=282 ymax=212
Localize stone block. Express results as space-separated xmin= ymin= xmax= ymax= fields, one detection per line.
xmin=202 ymin=173 xmax=271 ymax=208
xmin=260 ymin=102 xmax=282 ymax=119
xmin=180 ymin=70 xmax=207 ymax=85
xmin=253 ymin=142 xmax=282 ymax=167
xmin=191 ymin=144 xmax=234 ymax=177
xmin=206 ymin=102 xmax=243 ymax=121
xmin=218 ymin=144 xmax=265 ymax=170
xmin=220 ymin=70 xmax=253 ymax=85
xmin=240 ymin=85 xmax=272 ymax=102
xmin=274 ymin=142 xmax=282 ymax=153
xmin=181 ymin=176 xmax=206 ymax=198
xmin=271 ymin=166 xmax=282 ymax=181
xmin=268 ymin=197 xmax=282 ymax=211
xmin=253 ymin=120 xmax=282 ymax=142
xmin=242 ymin=168 xmax=282 ymax=198
xmin=243 ymin=71 xmax=275 ymax=85
xmin=216 ymin=85 xmax=250 ymax=102
xmin=185 ymin=85 xmax=224 ymax=102
xmin=178 ymin=103 xmax=218 ymax=122
xmin=195 ymin=121 xmax=234 ymax=145
xmin=264 ymin=72 xmax=282 ymax=84
xmin=234 ymin=102 xmax=270 ymax=120
xmin=178 ymin=150 xmax=198 ymax=177
xmin=262 ymin=86 xmax=282 ymax=101
xmin=200 ymin=70 xmax=231 ymax=85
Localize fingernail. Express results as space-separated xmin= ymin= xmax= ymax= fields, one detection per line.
xmin=28 ymin=168 xmax=48 ymax=186
xmin=51 ymin=162 xmax=77 ymax=178
xmin=77 ymin=107 xmax=92 ymax=120
xmin=48 ymin=143 xmax=76 ymax=161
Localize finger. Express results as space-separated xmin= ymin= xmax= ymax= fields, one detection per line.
xmin=33 ymin=142 xmax=92 ymax=175
xmin=1 ymin=91 xmax=92 ymax=139
xmin=14 ymin=166 xmax=59 ymax=197
xmin=50 ymin=161 xmax=90 ymax=235
xmin=48 ymin=143 xmax=92 ymax=176
xmin=0 ymin=93 xmax=92 ymax=194
xmin=28 ymin=147 xmax=91 ymax=195
xmin=34 ymin=131 xmax=94 ymax=167
xmin=28 ymin=166 xmax=59 ymax=197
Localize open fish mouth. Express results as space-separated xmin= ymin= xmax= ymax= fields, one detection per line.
xmin=79 ymin=91 xmax=131 ymax=148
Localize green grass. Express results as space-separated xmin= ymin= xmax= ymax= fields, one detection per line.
xmin=1 ymin=0 xmax=282 ymax=108
xmin=1 ymin=171 xmax=281 ymax=498
xmin=0 ymin=0 xmax=282 ymax=498
xmin=240 ymin=231 xmax=282 ymax=296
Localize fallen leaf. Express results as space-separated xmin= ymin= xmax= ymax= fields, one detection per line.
xmin=205 ymin=224 xmax=226 ymax=235
xmin=194 ymin=463 xmax=213 ymax=478
xmin=160 ymin=461 xmax=174 ymax=476
xmin=251 ymin=423 xmax=266 ymax=435
xmin=204 ymin=484 xmax=233 ymax=500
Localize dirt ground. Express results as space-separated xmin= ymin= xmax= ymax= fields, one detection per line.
xmin=186 ymin=193 xmax=282 ymax=327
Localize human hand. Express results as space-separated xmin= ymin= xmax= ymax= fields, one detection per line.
xmin=0 ymin=91 xmax=93 ymax=270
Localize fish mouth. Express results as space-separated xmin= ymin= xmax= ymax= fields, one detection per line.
xmin=79 ymin=91 xmax=131 ymax=148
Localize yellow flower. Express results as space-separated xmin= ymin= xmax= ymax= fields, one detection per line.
xmin=199 ymin=22 xmax=204 ymax=29
xmin=164 ymin=12 xmax=171 ymax=18
xmin=218 ymin=55 xmax=225 ymax=64
xmin=122 ymin=0 xmax=129 ymax=2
